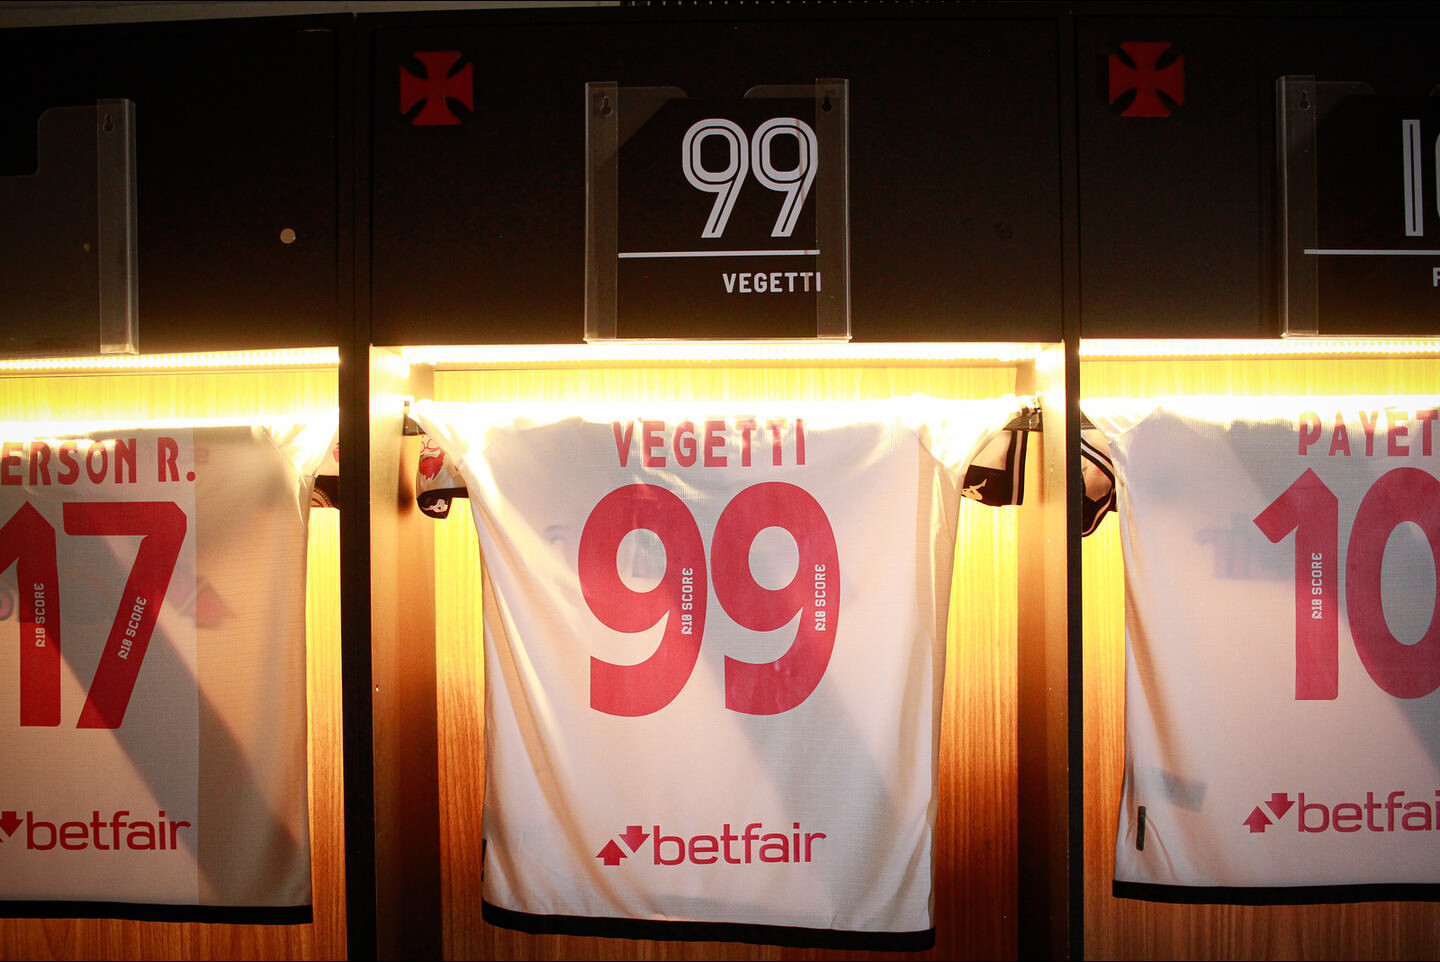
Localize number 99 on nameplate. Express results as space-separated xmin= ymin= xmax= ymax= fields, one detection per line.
xmin=615 ymin=95 xmax=829 ymax=339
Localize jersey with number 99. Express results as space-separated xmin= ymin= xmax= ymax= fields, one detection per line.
xmin=411 ymin=395 xmax=1021 ymax=946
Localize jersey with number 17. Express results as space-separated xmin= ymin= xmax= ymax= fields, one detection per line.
xmin=0 ymin=418 xmax=334 ymax=910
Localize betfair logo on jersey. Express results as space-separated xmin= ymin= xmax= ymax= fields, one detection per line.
xmin=1242 ymin=790 xmax=1440 ymax=834
xmin=595 ymin=821 xmax=827 ymax=866
xmin=0 ymin=808 xmax=192 ymax=851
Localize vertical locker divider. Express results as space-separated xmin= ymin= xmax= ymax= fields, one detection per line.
xmin=1015 ymin=342 xmax=1081 ymax=961
xmin=360 ymin=348 xmax=442 ymax=962
xmin=338 ymin=15 xmax=376 ymax=951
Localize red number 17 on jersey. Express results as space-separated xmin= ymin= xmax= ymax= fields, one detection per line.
xmin=2 ymin=500 xmax=186 ymax=729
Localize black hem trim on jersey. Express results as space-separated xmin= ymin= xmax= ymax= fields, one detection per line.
xmin=0 ymin=900 xmax=313 ymax=924
xmin=481 ymin=900 xmax=936 ymax=952
xmin=1114 ymin=880 xmax=1440 ymax=905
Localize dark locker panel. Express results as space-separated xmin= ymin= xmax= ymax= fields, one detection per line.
xmin=369 ymin=5 xmax=1065 ymax=345
xmin=1077 ymin=7 xmax=1440 ymax=338
xmin=0 ymin=16 xmax=342 ymax=354
xmin=1076 ymin=14 xmax=1269 ymax=338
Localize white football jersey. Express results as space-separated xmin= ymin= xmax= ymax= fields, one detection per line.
xmin=1088 ymin=396 xmax=1440 ymax=898
xmin=412 ymin=395 xmax=1023 ymax=945
xmin=0 ymin=417 xmax=335 ymax=913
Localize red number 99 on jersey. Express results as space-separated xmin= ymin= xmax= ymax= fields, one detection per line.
xmin=579 ymin=481 xmax=840 ymax=717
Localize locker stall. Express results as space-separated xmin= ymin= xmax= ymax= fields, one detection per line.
xmin=369 ymin=339 xmax=1072 ymax=961
xmin=0 ymin=6 xmax=350 ymax=955
xmin=0 ymin=351 xmax=347 ymax=960
xmin=359 ymin=1 xmax=1077 ymax=951
xmin=1080 ymin=339 xmax=1440 ymax=961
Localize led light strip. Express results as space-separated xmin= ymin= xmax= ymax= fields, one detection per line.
xmin=1080 ymin=337 xmax=1440 ymax=359
xmin=399 ymin=341 xmax=1046 ymax=367
xmin=11 ymin=339 xmax=1430 ymax=370
xmin=0 ymin=347 xmax=340 ymax=373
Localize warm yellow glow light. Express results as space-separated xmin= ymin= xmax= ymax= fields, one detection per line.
xmin=400 ymin=341 xmax=1046 ymax=368
xmin=0 ymin=347 xmax=339 ymax=373
xmin=1080 ymin=337 xmax=1440 ymax=359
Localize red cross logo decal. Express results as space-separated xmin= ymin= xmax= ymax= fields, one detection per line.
xmin=400 ymin=51 xmax=474 ymax=126
xmin=1108 ymin=41 xmax=1184 ymax=118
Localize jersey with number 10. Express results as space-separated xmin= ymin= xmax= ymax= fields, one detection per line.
xmin=412 ymin=395 xmax=1020 ymax=945
xmin=1088 ymin=396 xmax=1440 ymax=898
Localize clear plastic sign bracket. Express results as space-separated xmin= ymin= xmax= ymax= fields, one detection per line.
xmin=585 ymin=80 xmax=850 ymax=342
xmin=1275 ymin=76 xmax=1424 ymax=338
xmin=0 ymin=99 xmax=137 ymax=357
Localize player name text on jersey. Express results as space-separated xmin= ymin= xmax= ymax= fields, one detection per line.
xmin=1299 ymin=409 xmax=1440 ymax=456
xmin=0 ymin=437 xmax=192 ymax=486
xmin=612 ymin=418 xmax=807 ymax=469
